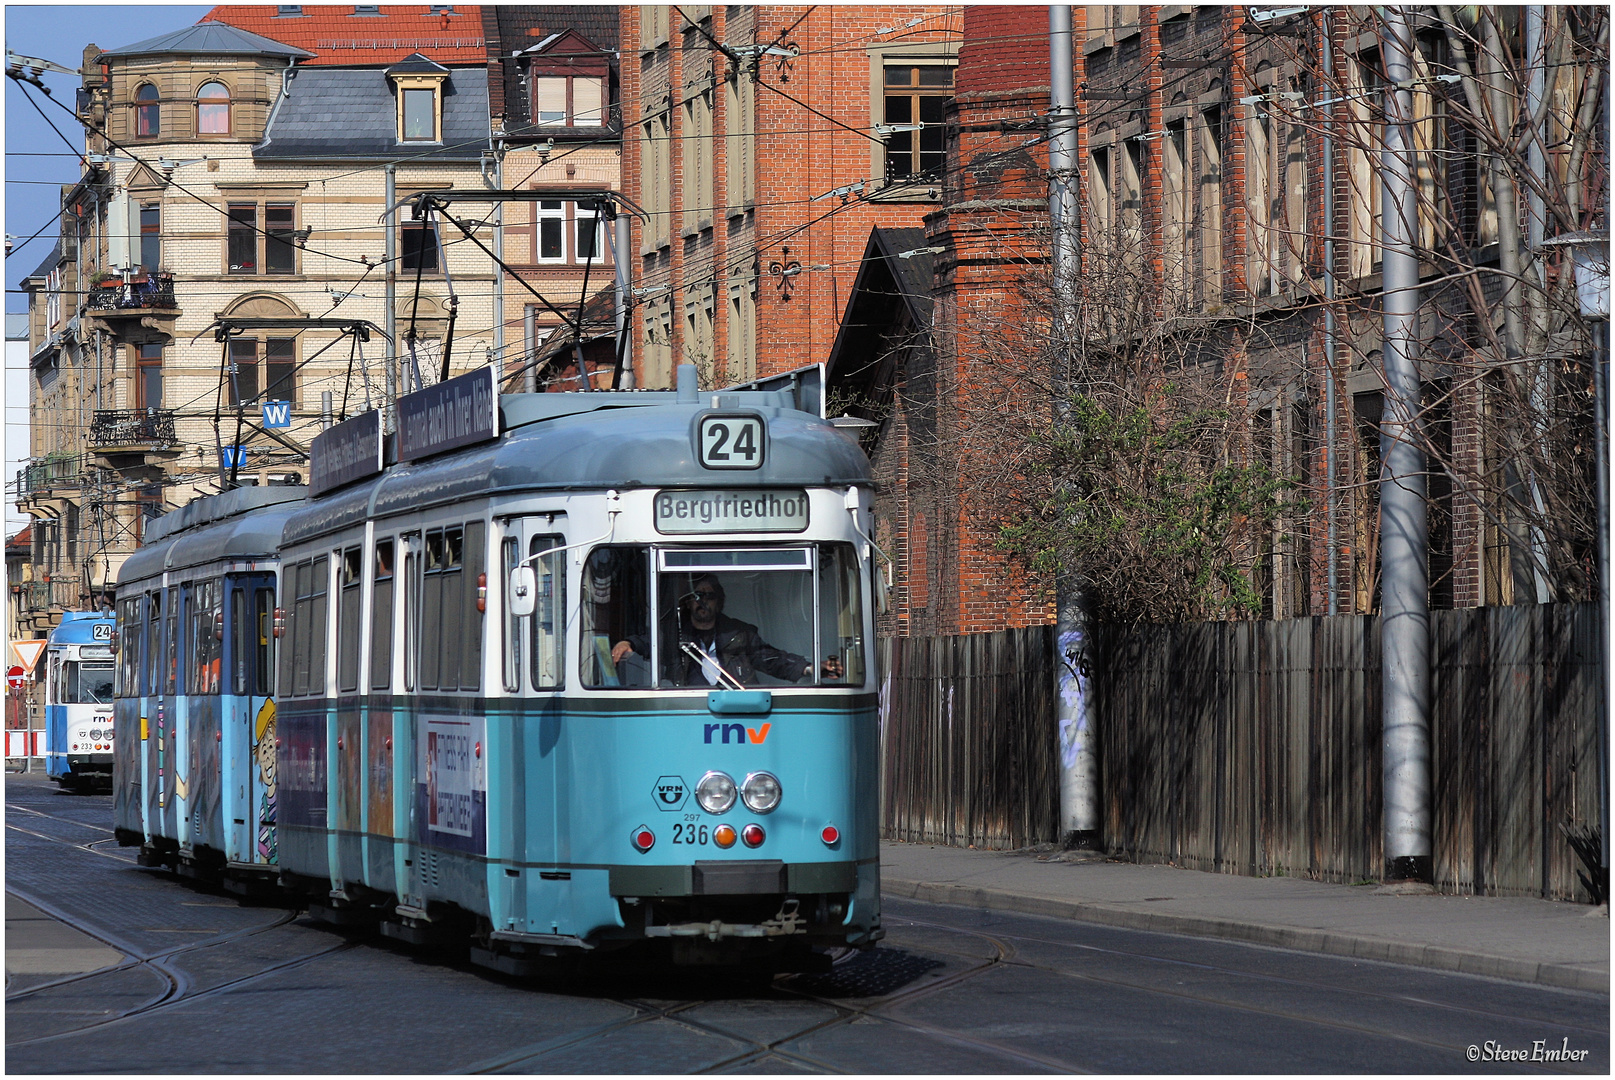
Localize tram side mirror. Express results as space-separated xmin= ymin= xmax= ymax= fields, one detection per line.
xmin=509 ymin=565 xmax=537 ymax=618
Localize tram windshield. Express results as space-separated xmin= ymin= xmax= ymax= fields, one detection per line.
xmin=59 ymin=661 xmax=116 ymax=704
xmin=581 ymin=543 xmax=865 ymax=689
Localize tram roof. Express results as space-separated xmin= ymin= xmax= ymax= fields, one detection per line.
xmin=48 ymin=611 xmax=115 ymax=646
xmin=282 ymin=390 xmax=870 ymax=545
xmin=119 ymin=487 xmax=309 ymax=587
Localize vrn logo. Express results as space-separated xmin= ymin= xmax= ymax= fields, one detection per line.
xmin=704 ymin=722 xmax=771 ymax=745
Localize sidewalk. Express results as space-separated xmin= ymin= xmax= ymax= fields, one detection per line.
xmin=5 ymin=892 xmax=123 ymax=983
xmin=879 ymin=840 xmax=1610 ymax=994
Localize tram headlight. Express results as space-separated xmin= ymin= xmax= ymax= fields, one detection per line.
xmin=89 ymin=729 xmax=103 ymax=741
xmin=741 ymin=772 xmax=781 ymax=814
xmin=694 ymin=771 xmax=737 ymax=814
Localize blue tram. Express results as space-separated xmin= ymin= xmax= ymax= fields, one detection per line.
xmin=43 ymin=611 xmax=118 ymax=790
xmin=112 ymin=486 xmax=306 ymax=879
xmin=115 ymin=364 xmax=883 ymax=970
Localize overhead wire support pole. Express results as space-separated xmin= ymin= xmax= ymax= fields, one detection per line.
xmin=1049 ymin=5 xmax=1097 ymax=848
xmin=1377 ymin=6 xmax=1432 ymax=886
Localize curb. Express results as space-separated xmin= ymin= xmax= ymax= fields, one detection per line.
xmin=883 ymin=879 xmax=1609 ymax=996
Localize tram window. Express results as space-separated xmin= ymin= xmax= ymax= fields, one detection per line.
xmin=191 ymin=579 xmax=221 ymax=695
xmin=463 ymin=520 xmax=485 ymax=691
xmin=581 ymin=546 xmax=650 ymax=688
xmin=282 ymin=562 xmax=303 ymax=696
xmin=651 ymin=548 xmax=817 ymax=688
xmin=144 ymin=592 xmax=162 ymax=696
xmin=255 ymin=587 xmax=274 ymax=696
xmin=61 ymin=660 xmax=115 ymax=704
xmin=421 ymin=530 xmax=449 ymax=689
xmin=338 ymin=546 xmax=363 ymax=693
xmin=529 ymin=534 xmax=566 ymax=689
xmin=309 ymin=556 xmax=329 ymax=697
xmin=164 ymin=587 xmax=178 ymax=695
xmin=403 ymin=539 xmax=419 ymax=692
xmin=232 ymin=586 xmax=250 ymax=695
xmin=819 ymin=543 xmax=867 ymax=687
xmin=502 ymin=537 xmax=521 ymax=692
xmin=117 ymin=597 xmax=140 ymax=696
xmin=371 ymin=540 xmax=394 ymax=691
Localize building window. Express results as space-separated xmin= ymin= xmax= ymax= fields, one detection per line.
xmin=883 ymin=64 xmax=953 ymax=181
xmin=353 ymin=5 xmax=381 ymax=14
xmin=227 ymin=204 xmax=257 ymax=273
xmin=197 ymin=81 xmax=231 ymax=135
xmin=1162 ymin=119 xmax=1190 ymax=306
xmin=402 ymin=87 xmax=436 ymax=140
xmin=228 ymin=337 xmax=297 ymax=407
xmin=1198 ymin=106 xmax=1223 ymax=304
xmin=265 ymin=203 xmax=296 ymax=273
xmin=139 ymin=205 xmax=161 ymax=273
xmin=401 ymin=220 xmax=440 ymax=272
xmin=226 ymin=201 xmax=297 ymax=275
xmin=427 ymin=4 xmax=456 ymax=13
xmin=276 ymin=5 xmax=303 ymax=16
xmin=135 ymin=84 xmax=160 ymax=138
xmin=532 ymin=75 xmax=605 ymax=126
xmin=137 ymin=343 xmax=163 ymax=410
xmin=533 ymin=198 xmax=606 ymax=264
xmin=1088 ymin=145 xmax=1112 ymax=254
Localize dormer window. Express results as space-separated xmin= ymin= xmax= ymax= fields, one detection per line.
xmin=136 ymin=84 xmax=160 ymax=138
xmin=387 ymin=54 xmax=450 ymax=144
xmin=532 ymin=76 xmax=605 ymax=127
xmin=197 ymin=81 xmax=231 ymax=135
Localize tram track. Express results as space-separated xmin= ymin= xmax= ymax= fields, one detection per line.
xmin=5 ymin=882 xmax=354 ymax=1048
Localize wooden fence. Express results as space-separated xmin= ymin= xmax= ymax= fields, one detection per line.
xmin=878 ymin=627 xmax=1060 ymax=848
xmin=878 ymin=604 xmax=1602 ymax=900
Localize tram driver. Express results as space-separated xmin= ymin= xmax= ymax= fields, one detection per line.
xmin=610 ymin=573 xmax=843 ymax=687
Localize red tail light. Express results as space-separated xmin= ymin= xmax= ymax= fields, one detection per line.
xmin=741 ymin=824 xmax=765 ymax=848
xmin=476 ymin=572 xmax=487 ymax=613
xmin=631 ymin=826 xmax=655 ymax=852
xmin=821 ymin=824 xmax=840 ymax=845
xmin=272 ymin=608 xmax=286 ymax=638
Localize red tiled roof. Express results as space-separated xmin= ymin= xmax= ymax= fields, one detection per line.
xmin=7 ymin=524 xmax=31 ymax=552
xmin=201 ymin=5 xmax=487 ymax=66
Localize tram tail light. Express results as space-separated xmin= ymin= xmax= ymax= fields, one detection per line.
xmin=631 ymin=825 xmax=655 ymax=852
xmin=741 ymin=824 xmax=765 ymax=848
xmin=272 ymin=608 xmax=286 ymax=638
xmin=821 ymin=824 xmax=840 ymax=846
xmin=214 ymin=611 xmax=225 ymax=641
xmin=476 ymin=572 xmax=487 ymax=613
xmin=109 ymin=628 xmax=119 ymax=653
xmin=714 ymin=824 xmax=737 ymax=848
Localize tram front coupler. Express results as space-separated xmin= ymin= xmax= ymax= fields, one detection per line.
xmin=645 ymin=898 xmax=806 ymax=941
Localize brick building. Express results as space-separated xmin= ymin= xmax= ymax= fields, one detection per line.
xmin=829 ymin=5 xmax=1606 ymax=636
xmin=618 ymin=4 xmax=961 ymax=390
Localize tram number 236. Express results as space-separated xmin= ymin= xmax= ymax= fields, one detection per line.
xmin=699 ymin=415 xmax=764 ymax=470
xmin=672 ymin=823 xmax=711 ymax=845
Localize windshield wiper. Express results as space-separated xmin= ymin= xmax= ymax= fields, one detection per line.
xmin=680 ymin=640 xmax=746 ymax=691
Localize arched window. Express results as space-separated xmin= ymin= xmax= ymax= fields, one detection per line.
xmin=197 ymin=81 xmax=231 ymax=135
xmin=135 ymin=84 xmax=160 ymax=138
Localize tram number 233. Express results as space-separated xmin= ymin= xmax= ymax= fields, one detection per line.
xmin=699 ymin=415 xmax=764 ymax=470
xmin=672 ymin=823 xmax=711 ymax=845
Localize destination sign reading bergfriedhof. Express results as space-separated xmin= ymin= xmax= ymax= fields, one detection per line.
xmin=309 ymin=409 xmax=383 ymax=496
xmin=654 ymin=489 xmax=811 ymax=534
xmin=397 ymin=366 xmax=500 ymax=462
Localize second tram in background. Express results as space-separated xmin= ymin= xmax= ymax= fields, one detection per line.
xmin=43 ymin=611 xmax=118 ymax=791
xmin=114 ymin=362 xmax=884 ymax=972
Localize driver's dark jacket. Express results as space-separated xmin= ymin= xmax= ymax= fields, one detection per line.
xmin=626 ymin=613 xmax=808 ymax=686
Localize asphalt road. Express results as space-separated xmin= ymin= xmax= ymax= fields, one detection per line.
xmin=6 ymin=773 xmax=1608 ymax=1074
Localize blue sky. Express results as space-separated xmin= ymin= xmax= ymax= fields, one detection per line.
xmin=5 ymin=4 xmax=213 ymax=312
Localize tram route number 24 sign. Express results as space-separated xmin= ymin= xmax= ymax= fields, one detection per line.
xmin=698 ymin=414 xmax=765 ymax=470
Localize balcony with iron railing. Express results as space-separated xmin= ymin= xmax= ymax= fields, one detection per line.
xmin=89 ymin=408 xmax=177 ymax=451
xmin=17 ymin=455 xmax=80 ymax=499
xmin=86 ymin=273 xmax=177 ymax=315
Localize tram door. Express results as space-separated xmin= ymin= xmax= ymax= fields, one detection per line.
xmin=230 ymin=577 xmax=278 ymax=865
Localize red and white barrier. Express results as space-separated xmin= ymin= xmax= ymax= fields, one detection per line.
xmin=5 ymin=730 xmax=44 ymax=757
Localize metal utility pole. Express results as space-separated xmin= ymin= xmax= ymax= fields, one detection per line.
xmin=1378 ymin=7 xmax=1432 ymax=884
xmin=1321 ymin=8 xmax=1340 ymax=615
xmin=384 ymin=162 xmax=398 ymax=433
xmin=1048 ymin=4 xmax=1097 ymax=846
xmin=615 ymin=212 xmax=635 ymax=389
